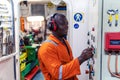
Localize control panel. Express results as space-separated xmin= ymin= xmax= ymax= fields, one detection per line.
xmin=105 ymin=32 xmax=120 ymax=51
xmin=104 ymin=32 xmax=120 ymax=78
xmin=86 ymin=26 xmax=96 ymax=80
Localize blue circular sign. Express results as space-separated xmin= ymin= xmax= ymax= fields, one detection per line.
xmin=74 ymin=23 xmax=79 ymax=29
xmin=74 ymin=13 xmax=83 ymax=22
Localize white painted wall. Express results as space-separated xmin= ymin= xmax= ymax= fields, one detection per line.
xmin=63 ymin=0 xmax=90 ymax=80
xmin=101 ymin=0 xmax=120 ymax=80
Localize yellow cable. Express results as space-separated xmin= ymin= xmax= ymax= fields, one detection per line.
xmin=109 ymin=15 xmax=112 ymax=22
xmin=115 ymin=14 xmax=119 ymax=20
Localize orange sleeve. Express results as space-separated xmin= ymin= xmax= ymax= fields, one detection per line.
xmin=62 ymin=58 xmax=81 ymax=79
xmin=38 ymin=43 xmax=80 ymax=79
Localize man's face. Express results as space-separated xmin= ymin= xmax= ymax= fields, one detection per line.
xmin=56 ymin=17 xmax=68 ymax=37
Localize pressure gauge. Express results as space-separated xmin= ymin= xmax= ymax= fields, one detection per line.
xmin=50 ymin=0 xmax=62 ymax=5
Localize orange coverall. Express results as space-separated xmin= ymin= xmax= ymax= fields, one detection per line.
xmin=38 ymin=34 xmax=81 ymax=80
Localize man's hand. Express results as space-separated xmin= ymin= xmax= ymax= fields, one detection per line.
xmin=78 ymin=48 xmax=93 ymax=65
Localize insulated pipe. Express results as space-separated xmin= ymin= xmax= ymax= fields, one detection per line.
xmin=108 ymin=54 xmax=120 ymax=78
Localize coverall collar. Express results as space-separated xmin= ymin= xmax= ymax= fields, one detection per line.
xmin=48 ymin=34 xmax=64 ymax=44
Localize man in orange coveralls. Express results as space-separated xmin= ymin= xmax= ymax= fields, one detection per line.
xmin=38 ymin=13 xmax=93 ymax=80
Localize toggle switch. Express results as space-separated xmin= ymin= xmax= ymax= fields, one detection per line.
xmin=87 ymin=31 xmax=90 ymax=36
xmin=87 ymin=39 xmax=90 ymax=45
xmin=85 ymin=70 xmax=89 ymax=74
xmin=92 ymin=27 xmax=95 ymax=31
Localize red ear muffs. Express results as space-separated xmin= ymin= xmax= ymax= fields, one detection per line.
xmin=47 ymin=13 xmax=58 ymax=31
xmin=52 ymin=19 xmax=57 ymax=31
xmin=47 ymin=18 xmax=57 ymax=31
